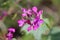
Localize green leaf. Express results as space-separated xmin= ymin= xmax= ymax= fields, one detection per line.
xmin=41 ymin=34 xmax=48 ymax=40
xmin=43 ymin=18 xmax=51 ymax=29
xmin=48 ymin=26 xmax=60 ymax=40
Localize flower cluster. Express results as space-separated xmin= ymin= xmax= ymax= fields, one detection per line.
xmin=7 ymin=28 xmax=15 ymax=40
xmin=18 ymin=6 xmax=44 ymax=31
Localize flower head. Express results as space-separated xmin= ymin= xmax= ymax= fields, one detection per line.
xmin=18 ymin=6 xmax=44 ymax=31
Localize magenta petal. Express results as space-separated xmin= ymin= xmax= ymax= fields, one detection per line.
xmin=18 ymin=20 xmax=23 ymax=23
xmin=22 ymin=8 xmax=27 ymax=13
xmin=32 ymin=18 xmax=37 ymax=23
xmin=22 ymin=8 xmax=27 ymax=17
xmin=39 ymin=19 xmax=44 ymax=23
xmin=38 ymin=19 xmax=44 ymax=24
xmin=22 ymin=13 xmax=27 ymax=17
xmin=19 ymin=23 xmax=24 ymax=27
xmin=33 ymin=18 xmax=37 ymax=22
xmin=7 ymin=32 xmax=13 ymax=37
xmin=26 ymin=20 xmax=31 ymax=25
xmin=7 ymin=37 xmax=12 ymax=40
xmin=8 ymin=28 xmax=15 ymax=32
xmin=37 ymin=10 xmax=43 ymax=17
xmin=33 ymin=25 xmax=38 ymax=30
xmin=32 ymin=6 xmax=37 ymax=12
xmin=38 ymin=10 xmax=43 ymax=15
xmin=32 ymin=18 xmax=39 ymax=25
xmin=27 ymin=9 xmax=32 ymax=15
xmin=27 ymin=26 xmax=33 ymax=31
xmin=18 ymin=20 xmax=25 ymax=27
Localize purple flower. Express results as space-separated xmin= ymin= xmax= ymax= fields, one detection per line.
xmin=33 ymin=18 xmax=38 ymax=25
xmin=18 ymin=19 xmax=26 ymax=27
xmin=38 ymin=19 xmax=44 ymax=24
xmin=26 ymin=20 xmax=31 ymax=25
xmin=7 ymin=27 xmax=16 ymax=40
xmin=18 ymin=6 xmax=44 ymax=31
xmin=33 ymin=24 xmax=39 ymax=30
xmin=22 ymin=13 xmax=27 ymax=17
xmin=7 ymin=32 xmax=13 ymax=37
xmin=27 ymin=26 xmax=33 ymax=31
xmin=27 ymin=9 xmax=32 ymax=15
xmin=32 ymin=6 xmax=37 ymax=13
xmin=7 ymin=32 xmax=13 ymax=40
xmin=38 ymin=10 xmax=43 ymax=15
xmin=8 ymin=28 xmax=15 ymax=33
xmin=22 ymin=8 xmax=27 ymax=17
xmin=22 ymin=8 xmax=27 ymax=13
xmin=37 ymin=10 xmax=43 ymax=17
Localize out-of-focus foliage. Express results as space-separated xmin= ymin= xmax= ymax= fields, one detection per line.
xmin=51 ymin=27 xmax=60 ymax=40
xmin=30 ymin=0 xmax=41 ymax=6
xmin=4 ymin=15 xmax=18 ymax=27
xmin=0 ymin=0 xmax=60 ymax=40
xmin=52 ymin=0 xmax=60 ymax=6
xmin=51 ymin=33 xmax=60 ymax=40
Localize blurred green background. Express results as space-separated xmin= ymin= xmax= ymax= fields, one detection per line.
xmin=0 ymin=0 xmax=60 ymax=40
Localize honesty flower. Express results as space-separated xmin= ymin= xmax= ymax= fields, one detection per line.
xmin=7 ymin=28 xmax=15 ymax=40
xmin=27 ymin=18 xmax=44 ymax=31
xmin=33 ymin=24 xmax=39 ymax=30
xmin=18 ymin=6 xmax=44 ymax=31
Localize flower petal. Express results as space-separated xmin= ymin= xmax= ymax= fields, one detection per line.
xmin=26 ymin=20 xmax=31 ymax=25
xmin=38 ymin=19 xmax=44 ymax=24
xmin=27 ymin=26 xmax=33 ymax=31
xmin=22 ymin=13 xmax=27 ymax=17
xmin=8 ymin=28 xmax=15 ymax=32
xmin=18 ymin=20 xmax=25 ymax=27
xmin=27 ymin=9 xmax=32 ymax=15
xmin=21 ymin=8 xmax=27 ymax=13
xmin=7 ymin=32 xmax=13 ymax=37
xmin=33 ymin=24 xmax=39 ymax=30
xmin=32 ymin=6 xmax=37 ymax=13
xmin=38 ymin=10 xmax=43 ymax=15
